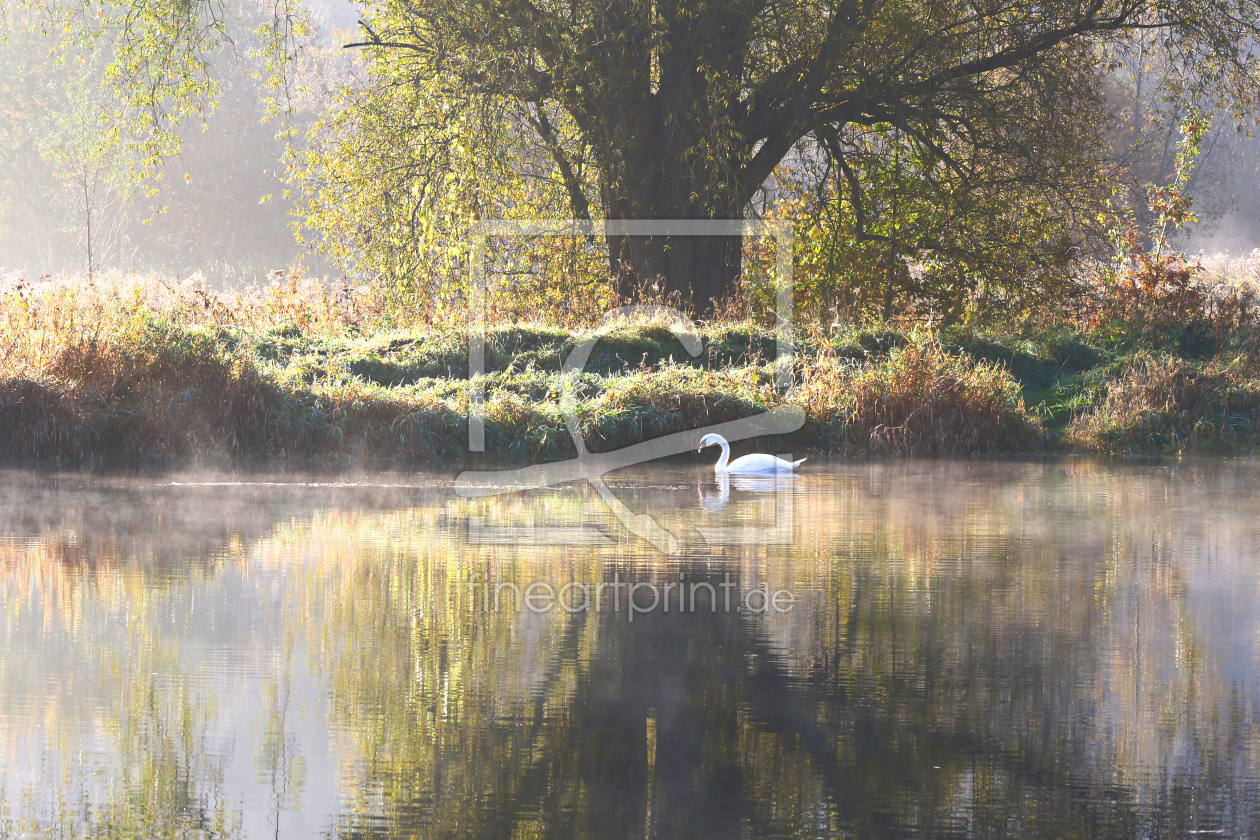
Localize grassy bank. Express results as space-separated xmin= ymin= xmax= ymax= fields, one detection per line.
xmin=3 ymin=272 xmax=1260 ymax=469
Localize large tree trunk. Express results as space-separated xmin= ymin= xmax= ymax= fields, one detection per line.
xmin=584 ymin=7 xmax=752 ymax=320
xmin=608 ymin=231 xmax=743 ymax=318
xmin=601 ymin=175 xmax=748 ymax=319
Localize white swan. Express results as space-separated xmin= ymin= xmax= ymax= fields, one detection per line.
xmin=697 ymin=433 xmax=806 ymax=474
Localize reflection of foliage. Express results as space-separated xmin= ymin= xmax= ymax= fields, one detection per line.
xmin=92 ymin=644 xmax=241 ymax=839
xmin=1 ymin=464 xmax=1259 ymax=837
xmin=257 ymin=469 xmax=1260 ymax=838
xmin=255 ymin=647 xmax=307 ymax=837
xmin=256 ymin=507 xmax=604 ymax=839
xmin=0 ymin=541 xmax=241 ymax=838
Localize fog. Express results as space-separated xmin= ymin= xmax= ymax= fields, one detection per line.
xmin=0 ymin=0 xmax=361 ymax=286
xmin=1184 ymin=130 xmax=1260 ymax=254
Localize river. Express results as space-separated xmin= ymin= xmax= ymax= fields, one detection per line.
xmin=1 ymin=459 xmax=1257 ymax=838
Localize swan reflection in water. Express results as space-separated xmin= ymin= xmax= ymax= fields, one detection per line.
xmin=699 ymin=470 xmax=799 ymax=512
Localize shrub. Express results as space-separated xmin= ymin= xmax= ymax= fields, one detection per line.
xmin=798 ymin=341 xmax=1042 ymax=455
xmin=0 ymin=319 xmax=275 ymax=466
xmin=1065 ymin=354 xmax=1260 ymax=453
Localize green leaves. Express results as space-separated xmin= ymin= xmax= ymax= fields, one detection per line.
xmin=25 ymin=0 xmax=1260 ymax=314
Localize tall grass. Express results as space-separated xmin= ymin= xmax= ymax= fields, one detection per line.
xmin=1065 ymin=353 xmax=1260 ymax=453
xmin=5 ymin=263 xmax=1260 ymax=468
xmin=0 ymin=273 xmax=1051 ymax=467
xmin=798 ymin=340 xmax=1042 ymax=454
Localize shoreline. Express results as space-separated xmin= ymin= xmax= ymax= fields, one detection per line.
xmin=0 ymin=451 xmax=1247 ymax=484
xmin=3 ymin=316 xmax=1258 ymax=470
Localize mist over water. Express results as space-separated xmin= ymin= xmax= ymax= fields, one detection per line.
xmin=1 ymin=460 xmax=1259 ymax=838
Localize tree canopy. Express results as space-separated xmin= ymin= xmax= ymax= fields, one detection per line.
xmin=22 ymin=0 xmax=1260 ymax=316
xmin=323 ymin=0 xmax=1260 ymax=315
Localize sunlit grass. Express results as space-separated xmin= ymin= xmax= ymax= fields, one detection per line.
xmin=4 ymin=265 xmax=1260 ymax=466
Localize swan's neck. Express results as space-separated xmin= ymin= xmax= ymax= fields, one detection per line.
xmin=714 ymin=439 xmax=730 ymax=472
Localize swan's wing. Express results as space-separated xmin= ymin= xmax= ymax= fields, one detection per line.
xmin=728 ymin=453 xmax=790 ymax=473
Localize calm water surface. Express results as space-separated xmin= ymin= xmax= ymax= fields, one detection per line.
xmin=2 ymin=459 xmax=1260 ymax=838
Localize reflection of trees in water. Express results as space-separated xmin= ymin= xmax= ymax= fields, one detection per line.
xmin=0 ymin=557 xmax=242 ymax=838
xmin=1 ymin=461 xmax=1259 ymax=838
xmin=274 ymin=463 xmax=1260 ymax=839
xmin=0 ymin=477 xmax=429 ymax=839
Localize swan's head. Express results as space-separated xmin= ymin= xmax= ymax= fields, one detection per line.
xmin=697 ymin=433 xmax=723 ymax=453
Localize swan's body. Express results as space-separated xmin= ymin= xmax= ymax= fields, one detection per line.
xmin=698 ymin=433 xmax=806 ymax=475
